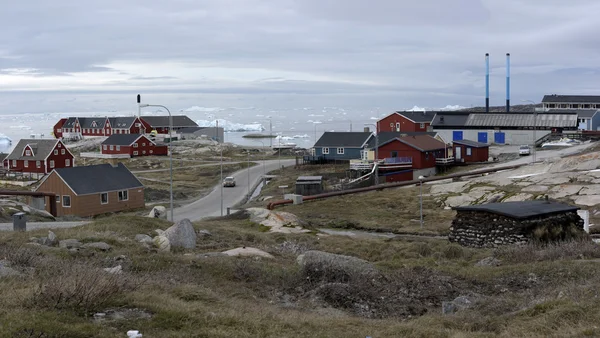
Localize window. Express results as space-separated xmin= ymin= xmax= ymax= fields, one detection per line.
xmin=56 ymin=195 xmax=60 ymax=203
xmin=425 ymin=152 xmax=429 ymax=160
xmin=61 ymin=149 xmax=65 ymax=155
xmin=12 ymin=160 xmax=16 ymax=167
xmin=466 ymin=147 xmax=472 ymax=156
xmin=103 ymin=145 xmax=107 ymax=150
xmin=142 ymin=150 xmax=146 ymax=154
xmin=322 ymin=147 xmax=329 ymax=154
xmin=395 ymin=122 xmax=400 ymax=131
xmin=389 ymin=122 xmax=394 ymax=127
xmin=116 ymin=145 xmax=120 ymax=151
xmin=58 ymin=143 xmax=61 ymax=148
xmin=100 ymin=192 xmax=108 ymax=204
xmin=142 ymin=143 xmax=146 ymax=146
xmin=391 ymin=151 xmax=398 ymax=158
xmin=62 ymin=195 xmax=71 ymax=207
xmin=24 ymin=160 xmax=28 ymax=168
xmin=420 ymin=123 xmax=425 ymax=129
xmin=133 ymin=143 xmax=139 ymax=148
xmin=109 ymin=145 xmax=114 ymax=151
xmin=133 ymin=151 xmax=139 ymax=156
xmin=149 ymin=150 xmax=153 ymax=154
xmin=337 ymin=148 xmax=344 ymax=155
xmin=118 ymin=190 xmax=128 ymax=201
xmin=135 ymin=123 xmax=141 ymax=127
xmin=54 ymin=150 xmax=58 ymax=155
xmin=50 ymin=160 xmax=55 ymax=168
xmin=65 ymin=159 xmax=70 ymax=166
xmin=36 ymin=161 xmax=41 ymax=168
xmin=25 ymin=150 xmax=31 ymax=156
xmin=57 ymin=128 xmax=62 ymax=132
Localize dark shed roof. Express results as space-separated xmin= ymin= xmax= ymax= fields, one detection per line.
xmin=396 ymin=134 xmax=447 ymax=152
xmin=453 ymin=139 xmax=489 ymax=148
xmin=542 ymin=95 xmax=600 ymax=104
xmin=454 ymin=201 xmax=579 ymax=220
xmin=366 ymin=132 xmax=437 ymax=149
xmin=53 ymin=163 xmax=143 ymax=195
xmin=314 ymin=132 xmax=372 ymax=148
xmin=141 ymin=115 xmax=198 ymax=128
xmin=102 ymin=134 xmax=149 ymax=146
xmin=110 ymin=117 xmax=138 ymax=128
xmin=393 ymin=111 xmax=438 ymax=123
xmin=431 ymin=112 xmax=470 ymax=127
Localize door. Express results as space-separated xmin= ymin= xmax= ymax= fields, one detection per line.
xmin=494 ymin=132 xmax=505 ymax=144
xmin=455 ymin=146 xmax=462 ymax=160
xmin=478 ymin=132 xmax=488 ymax=143
xmin=452 ymin=131 xmax=463 ymax=141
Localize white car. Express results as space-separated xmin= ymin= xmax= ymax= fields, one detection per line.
xmin=223 ymin=176 xmax=236 ymax=187
xmin=519 ymin=145 xmax=531 ymax=156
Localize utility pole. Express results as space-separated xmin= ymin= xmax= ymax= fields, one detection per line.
xmin=217 ymin=119 xmax=223 ymax=216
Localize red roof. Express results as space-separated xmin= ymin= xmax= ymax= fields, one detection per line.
xmin=397 ymin=135 xmax=446 ymax=152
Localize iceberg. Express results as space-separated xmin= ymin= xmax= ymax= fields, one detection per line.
xmin=182 ymin=106 xmax=224 ymax=112
xmin=195 ymin=119 xmax=265 ymax=132
xmin=0 ymin=133 xmax=12 ymax=144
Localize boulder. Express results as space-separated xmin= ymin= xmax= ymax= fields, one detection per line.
xmin=197 ymin=229 xmax=212 ymax=238
xmin=430 ymin=181 xmax=471 ymax=195
xmin=135 ymin=234 xmax=153 ymax=243
xmin=0 ymin=260 xmax=21 ymax=278
xmin=442 ymin=296 xmax=474 ymax=315
xmin=222 ymin=247 xmax=274 ymax=259
xmin=47 ymin=231 xmax=58 ymax=246
xmin=503 ymin=193 xmax=533 ymax=202
xmin=163 ymin=219 xmax=196 ymax=249
xmin=82 ymin=242 xmax=112 ymax=251
xmin=297 ymin=250 xmax=379 ymax=282
xmin=444 ymin=195 xmax=476 ymax=208
xmin=153 ymin=236 xmax=171 ymax=252
xmin=148 ymin=206 xmax=167 ymax=219
xmin=59 ymin=239 xmax=82 ymax=249
xmin=103 ymin=265 xmax=122 ymax=274
xmin=475 ymin=257 xmax=501 ymax=267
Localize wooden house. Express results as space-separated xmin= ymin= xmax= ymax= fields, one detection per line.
xmin=35 ymin=163 xmax=145 ymax=217
xmin=139 ymin=115 xmax=198 ymax=134
xmin=313 ymin=132 xmax=373 ymax=160
xmin=452 ymin=139 xmax=490 ymax=164
xmin=3 ymin=139 xmax=74 ymax=176
xmin=54 ymin=116 xmax=146 ymax=138
xmin=377 ymin=111 xmax=436 ymax=133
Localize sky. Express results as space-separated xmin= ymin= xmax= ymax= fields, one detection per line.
xmin=1 ymin=0 xmax=600 ymax=115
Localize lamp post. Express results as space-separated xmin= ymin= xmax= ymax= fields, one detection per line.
xmin=364 ymin=123 xmax=379 ymax=185
xmin=139 ymin=102 xmax=174 ymax=222
xmin=256 ymin=140 xmax=266 ymax=176
xmin=418 ymin=175 xmax=425 ymax=228
xmin=247 ymin=149 xmax=250 ymax=201
xmin=523 ymin=100 xmax=537 ymax=164
xmin=217 ymin=119 xmax=223 ymax=216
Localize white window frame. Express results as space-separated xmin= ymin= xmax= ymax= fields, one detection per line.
xmin=100 ymin=192 xmax=108 ymax=205
xmin=56 ymin=195 xmax=60 ymax=203
xmin=25 ymin=150 xmax=31 ymax=156
xmin=133 ymin=143 xmax=139 ymax=148
xmin=54 ymin=149 xmax=58 ymax=155
xmin=57 ymin=128 xmax=62 ymax=133
xmin=50 ymin=160 xmax=55 ymax=168
xmin=58 ymin=143 xmax=61 ymax=148
xmin=322 ymin=147 xmax=329 ymax=154
xmin=142 ymin=143 xmax=146 ymax=146
xmin=118 ymin=190 xmax=129 ymax=201
xmin=12 ymin=160 xmax=16 ymax=167
xmin=36 ymin=161 xmax=41 ymax=168
xmin=109 ymin=145 xmax=114 ymax=151
xmin=420 ymin=123 xmax=425 ymax=129
xmin=24 ymin=160 xmax=28 ymax=168
xmin=133 ymin=151 xmax=139 ymax=156
xmin=337 ymin=147 xmax=344 ymax=155
xmin=65 ymin=159 xmax=70 ymax=166
xmin=61 ymin=149 xmax=65 ymax=155
xmin=116 ymin=145 xmax=121 ymax=151
xmin=142 ymin=150 xmax=146 ymax=154
xmin=62 ymin=195 xmax=71 ymax=207
xmin=103 ymin=145 xmax=107 ymax=150
xmin=466 ymin=147 xmax=472 ymax=156
xmin=149 ymin=150 xmax=153 ymax=154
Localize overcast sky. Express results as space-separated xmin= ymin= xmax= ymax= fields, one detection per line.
xmin=1 ymin=0 xmax=600 ymax=114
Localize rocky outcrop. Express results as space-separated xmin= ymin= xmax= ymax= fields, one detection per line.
xmin=82 ymin=242 xmax=112 ymax=251
xmin=148 ymin=206 xmax=167 ymax=219
xmin=297 ymin=250 xmax=380 ymax=283
xmin=153 ymin=236 xmax=171 ymax=252
xmin=222 ymin=247 xmax=274 ymax=259
xmin=59 ymin=239 xmax=82 ymax=249
xmin=246 ymin=208 xmax=310 ymax=234
xmin=163 ymin=219 xmax=196 ymax=249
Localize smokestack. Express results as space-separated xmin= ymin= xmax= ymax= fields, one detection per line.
xmin=485 ymin=53 xmax=490 ymax=113
xmin=506 ymin=53 xmax=510 ymax=113
xmin=137 ymin=94 xmax=141 ymax=118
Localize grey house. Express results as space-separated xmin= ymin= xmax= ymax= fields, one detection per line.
xmin=313 ymin=132 xmax=373 ymax=160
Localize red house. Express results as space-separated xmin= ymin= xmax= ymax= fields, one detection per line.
xmin=375 ymin=135 xmax=448 ymax=181
xmin=452 ymin=139 xmax=490 ymax=164
xmin=140 ymin=116 xmax=198 ymax=134
xmin=54 ymin=116 xmax=147 ymax=139
xmin=101 ymin=134 xmax=168 ymax=157
xmin=377 ymin=111 xmax=437 ymax=133
xmin=3 ymin=139 xmax=74 ymax=176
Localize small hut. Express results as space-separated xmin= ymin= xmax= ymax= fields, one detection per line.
xmin=295 ymin=176 xmax=323 ymax=196
xmin=449 ymin=200 xmax=584 ymax=248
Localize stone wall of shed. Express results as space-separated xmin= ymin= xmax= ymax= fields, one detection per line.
xmin=449 ymin=210 xmax=584 ymax=248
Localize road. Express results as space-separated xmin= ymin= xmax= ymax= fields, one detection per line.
xmin=172 ymin=158 xmax=296 ymax=222
xmin=0 ymin=221 xmax=89 ymax=231
xmin=488 ymin=141 xmax=597 ymax=168
xmin=131 ymin=161 xmax=242 ymax=173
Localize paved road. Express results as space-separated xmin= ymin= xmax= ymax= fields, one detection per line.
xmin=487 ymin=141 xmax=597 ymax=168
xmin=131 ymin=161 xmax=242 ymax=173
xmin=172 ymin=159 xmax=295 ymax=222
xmin=0 ymin=221 xmax=90 ymax=231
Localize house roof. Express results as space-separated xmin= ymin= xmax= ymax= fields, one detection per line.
xmin=390 ymin=134 xmax=447 ymax=152
xmin=542 ymin=95 xmax=600 ymax=104
xmin=393 ymin=111 xmax=438 ymax=123
xmin=102 ymin=134 xmax=150 ymax=146
xmin=63 ymin=117 xmax=78 ymax=128
xmin=178 ymin=127 xmax=206 ymax=133
xmin=141 ymin=115 xmax=198 ymax=128
xmin=78 ymin=117 xmax=107 ymax=129
xmin=5 ymin=139 xmax=58 ymax=161
xmin=432 ymin=112 xmax=577 ymax=128
xmin=110 ymin=117 xmax=138 ymax=129
xmin=453 ymin=139 xmax=489 ymax=148
xmin=314 ymin=132 xmax=372 ymax=148
xmin=453 ymin=200 xmax=579 ymax=220
xmin=51 ymin=163 xmax=143 ymax=196
xmin=365 ymin=132 xmax=437 ymax=149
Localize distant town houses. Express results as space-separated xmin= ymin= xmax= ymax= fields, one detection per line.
xmin=138 ymin=115 xmax=198 ymax=134
xmin=542 ymin=95 xmax=600 ymax=110
xmin=3 ymin=139 xmax=74 ymax=176
xmin=54 ymin=116 xmax=147 ymax=139
xmin=101 ymin=134 xmax=168 ymax=157
xmin=35 ymin=163 xmax=145 ymax=217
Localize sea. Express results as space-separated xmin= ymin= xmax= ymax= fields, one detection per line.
xmin=0 ymin=106 xmax=388 ymax=154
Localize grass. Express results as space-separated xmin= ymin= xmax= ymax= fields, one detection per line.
xmin=1 ymin=214 xmax=600 ymax=336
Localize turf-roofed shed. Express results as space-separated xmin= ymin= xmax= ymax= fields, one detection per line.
xmin=449 ymin=200 xmax=585 ymax=248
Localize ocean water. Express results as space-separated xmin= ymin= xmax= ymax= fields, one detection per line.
xmin=0 ymin=107 xmax=384 ymax=154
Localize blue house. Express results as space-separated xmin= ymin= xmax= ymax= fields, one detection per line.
xmin=313 ymin=132 xmax=373 ymax=160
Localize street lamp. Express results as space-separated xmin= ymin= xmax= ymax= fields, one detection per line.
xmin=247 ymin=149 xmax=250 ymax=201
xmin=418 ymin=175 xmax=425 ymax=228
xmin=217 ymin=119 xmax=223 ymax=216
xmin=255 ymin=140 xmax=266 ymax=176
xmin=523 ymin=99 xmax=537 ymax=164
xmin=139 ymin=102 xmax=174 ymax=222
xmin=364 ymin=123 xmax=379 ymax=185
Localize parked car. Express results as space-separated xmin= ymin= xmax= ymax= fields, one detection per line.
xmin=223 ymin=176 xmax=236 ymax=187
xmin=519 ymin=145 xmax=531 ymax=156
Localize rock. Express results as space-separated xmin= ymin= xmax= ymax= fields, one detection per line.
xmin=222 ymin=247 xmax=274 ymax=259
xmin=572 ymin=195 xmax=600 ymax=207
xmin=579 ymin=185 xmax=600 ymax=196
xmin=196 ymin=252 xmax=228 ymax=258
xmin=484 ymin=193 xmax=505 ymax=204
xmin=548 ymin=185 xmax=584 ymax=199
xmin=154 ymin=229 xmax=165 ymax=236
xmin=442 ymin=301 xmax=457 ymax=315
xmin=444 ymin=195 xmax=476 ymax=208
xmin=475 ymin=257 xmax=501 ymax=267
xmin=442 ymin=296 xmax=474 ymax=315
xmin=47 ymin=231 xmax=58 ymax=246
xmin=135 ymin=234 xmax=153 ymax=243
xmin=197 ymin=229 xmax=212 ymax=238
xmin=297 ymin=250 xmax=379 ymax=282
xmin=103 ymin=265 xmax=122 ymax=274
xmin=82 ymin=242 xmax=112 ymax=251
xmin=59 ymin=239 xmax=82 ymax=249
xmin=522 ymin=185 xmax=550 ymax=193
xmin=163 ymin=219 xmax=197 ymax=249
xmin=0 ymin=261 xmax=21 ymax=278
xmin=153 ymin=236 xmax=171 ymax=252
xmin=148 ymin=206 xmax=167 ymax=219
xmin=22 ymin=205 xmax=31 ymax=213
xmin=503 ymin=193 xmax=533 ymax=202
xmin=430 ymin=181 xmax=471 ymax=195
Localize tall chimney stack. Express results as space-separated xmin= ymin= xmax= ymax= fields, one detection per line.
xmin=485 ymin=53 xmax=490 ymax=113
xmin=137 ymin=94 xmax=141 ymax=118
xmin=506 ymin=53 xmax=510 ymax=113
